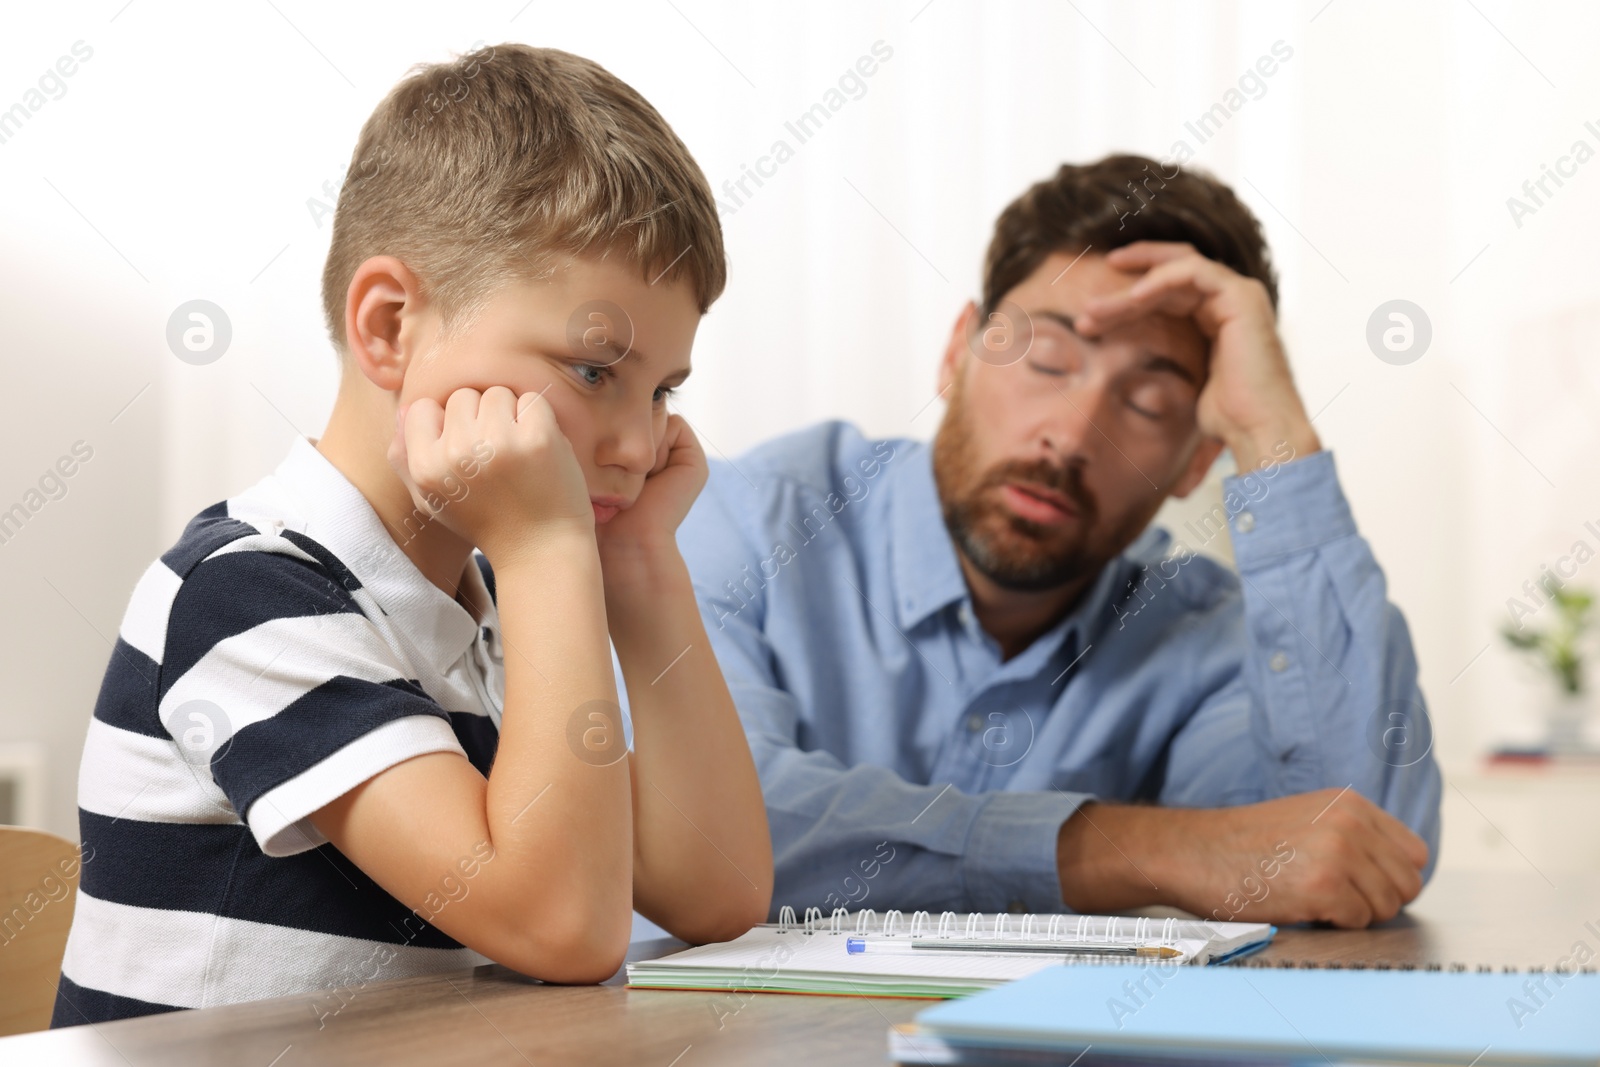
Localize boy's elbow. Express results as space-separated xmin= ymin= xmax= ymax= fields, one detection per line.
xmin=656 ymin=884 xmax=770 ymax=945
xmin=495 ymin=898 xmax=632 ymax=984
xmin=703 ymin=898 xmax=769 ymax=944
xmin=524 ymin=938 xmax=628 ymax=985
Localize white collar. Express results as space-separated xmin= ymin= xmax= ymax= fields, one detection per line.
xmin=260 ymin=437 xmax=494 ymax=675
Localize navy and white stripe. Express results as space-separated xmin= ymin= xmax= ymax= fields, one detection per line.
xmin=52 ymin=439 xmax=505 ymax=1026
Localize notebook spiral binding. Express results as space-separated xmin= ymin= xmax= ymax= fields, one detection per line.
xmin=778 ymin=905 xmax=1183 ymax=943
xmin=771 ymin=906 xmax=1190 ymax=966
xmin=1226 ymin=959 xmax=1600 ymax=974
xmin=772 ymin=906 xmax=1600 ymax=974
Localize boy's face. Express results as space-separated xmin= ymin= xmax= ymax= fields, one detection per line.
xmin=399 ymin=257 xmax=702 ymax=524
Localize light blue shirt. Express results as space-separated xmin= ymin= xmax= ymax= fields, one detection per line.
xmin=654 ymin=421 xmax=1441 ymax=918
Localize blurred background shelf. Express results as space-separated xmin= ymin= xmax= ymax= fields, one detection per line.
xmin=1438 ymin=760 xmax=1600 ymax=875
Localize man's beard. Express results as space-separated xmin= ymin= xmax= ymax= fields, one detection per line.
xmin=931 ymin=384 xmax=1137 ymax=594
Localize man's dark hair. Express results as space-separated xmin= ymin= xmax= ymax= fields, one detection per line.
xmin=982 ymin=154 xmax=1278 ymax=315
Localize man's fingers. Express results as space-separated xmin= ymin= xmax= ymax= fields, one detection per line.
xmin=1332 ymin=789 xmax=1428 ymax=871
xmin=1302 ymin=796 xmax=1414 ymax=926
xmin=1321 ymin=875 xmax=1376 ymax=929
xmin=1289 ymin=848 xmax=1374 ymax=929
xmin=1103 ymin=241 xmax=1199 ymax=269
xmin=1079 ymin=258 xmax=1225 ymax=333
xmin=1122 ymin=256 xmax=1228 ymax=303
xmin=1361 ymin=832 xmax=1424 ymax=911
xmin=1338 ymin=848 xmax=1405 ymax=926
xmin=1363 ymin=804 xmax=1430 ymax=872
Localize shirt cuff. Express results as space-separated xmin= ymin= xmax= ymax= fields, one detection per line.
xmin=1223 ymin=450 xmax=1358 ymax=569
xmin=246 ymin=714 xmax=466 ymax=857
xmin=960 ymin=790 xmax=1089 ymax=914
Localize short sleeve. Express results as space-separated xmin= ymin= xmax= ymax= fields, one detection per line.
xmin=159 ymin=545 xmax=466 ymax=857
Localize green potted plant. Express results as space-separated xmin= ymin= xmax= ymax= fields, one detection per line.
xmin=1500 ymin=574 xmax=1595 ymax=752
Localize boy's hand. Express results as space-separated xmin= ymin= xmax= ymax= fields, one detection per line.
xmin=595 ymin=413 xmax=707 ymax=565
xmin=387 ymin=386 xmax=593 ymax=564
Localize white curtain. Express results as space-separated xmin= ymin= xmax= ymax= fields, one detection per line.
xmin=1 ymin=0 xmax=1596 ymax=837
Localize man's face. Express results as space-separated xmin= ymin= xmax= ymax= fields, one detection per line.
xmin=399 ymin=257 xmax=701 ymax=525
xmin=931 ymin=250 xmax=1216 ymax=592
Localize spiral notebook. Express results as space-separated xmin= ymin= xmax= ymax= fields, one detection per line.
xmin=625 ymin=906 xmax=1275 ymax=999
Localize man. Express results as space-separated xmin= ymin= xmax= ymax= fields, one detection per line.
xmin=667 ymin=155 xmax=1440 ymax=929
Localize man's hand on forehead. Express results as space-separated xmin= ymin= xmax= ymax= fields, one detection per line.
xmin=1073 ymin=241 xmax=1320 ymax=472
xmin=1073 ymin=241 xmax=1272 ymax=337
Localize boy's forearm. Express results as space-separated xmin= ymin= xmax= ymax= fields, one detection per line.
xmin=610 ymin=550 xmax=773 ymax=940
xmin=481 ymin=535 xmax=633 ymax=946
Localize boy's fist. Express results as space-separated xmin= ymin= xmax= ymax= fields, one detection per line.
xmin=387 ymin=386 xmax=593 ymax=563
xmin=595 ymin=413 xmax=706 ymax=558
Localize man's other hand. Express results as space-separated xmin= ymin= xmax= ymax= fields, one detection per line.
xmin=1057 ymin=788 xmax=1429 ymax=928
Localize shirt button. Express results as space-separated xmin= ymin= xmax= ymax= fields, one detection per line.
xmin=957 ymin=603 xmax=974 ymax=626
xmin=1235 ymin=511 xmax=1256 ymax=533
xmin=1007 ymin=900 xmax=1027 ymax=914
xmin=965 ymin=713 xmax=984 ymax=733
xmin=1269 ymin=650 xmax=1289 ymax=672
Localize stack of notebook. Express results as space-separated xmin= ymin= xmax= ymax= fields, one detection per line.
xmin=626 ymin=907 xmax=1275 ymax=999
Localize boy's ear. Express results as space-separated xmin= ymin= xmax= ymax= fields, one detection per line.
xmin=344 ymin=255 xmax=426 ymax=392
xmin=1171 ymin=436 xmax=1227 ymax=499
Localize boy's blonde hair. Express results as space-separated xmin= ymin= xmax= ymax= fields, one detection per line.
xmin=321 ymin=43 xmax=726 ymax=351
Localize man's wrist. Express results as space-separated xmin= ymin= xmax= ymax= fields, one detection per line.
xmin=1224 ymin=416 xmax=1321 ymax=473
xmin=1056 ymin=802 xmax=1198 ymax=913
xmin=1057 ymin=803 xmax=1157 ymax=912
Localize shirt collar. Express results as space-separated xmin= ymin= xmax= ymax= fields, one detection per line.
xmin=886 ymin=438 xmax=1161 ymax=659
xmin=264 ymin=437 xmax=492 ymax=675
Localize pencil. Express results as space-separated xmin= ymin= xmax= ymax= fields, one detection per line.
xmin=845 ymin=938 xmax=1184 ymax=959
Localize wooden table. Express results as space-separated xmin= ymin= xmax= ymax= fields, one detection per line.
xmin=5 ymin=872 xmax=1595 ymax=1066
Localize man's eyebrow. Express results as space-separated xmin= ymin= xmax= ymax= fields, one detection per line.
xmin=1031 ymin=310 xmax=1199 ymax=385
xmin=1142 ymin=355 xmax=1199 ymax=386
xmin=1034 ymin=310 xmax=1082 ymax=334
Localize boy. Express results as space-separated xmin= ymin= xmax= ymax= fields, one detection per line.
xmin=51 ymin=43 xmax=771 ymax=1025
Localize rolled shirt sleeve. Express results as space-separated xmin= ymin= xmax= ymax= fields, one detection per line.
xmin=1162 ymin=450 xmax=1443 ymax=878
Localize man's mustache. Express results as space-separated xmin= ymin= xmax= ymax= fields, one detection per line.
xmin=977 ymin=460 xmax=1097 ymax=522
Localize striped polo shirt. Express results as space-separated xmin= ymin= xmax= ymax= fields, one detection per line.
xmin=51 ymin=438 xmax=505 ymax=1026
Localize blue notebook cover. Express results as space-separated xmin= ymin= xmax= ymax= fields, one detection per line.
xmin=916 ymin=965 xmax=1600 ymax=1065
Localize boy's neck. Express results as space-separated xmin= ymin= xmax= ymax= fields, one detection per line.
xmin=314 ymin=390 xmax=479 ymax=605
